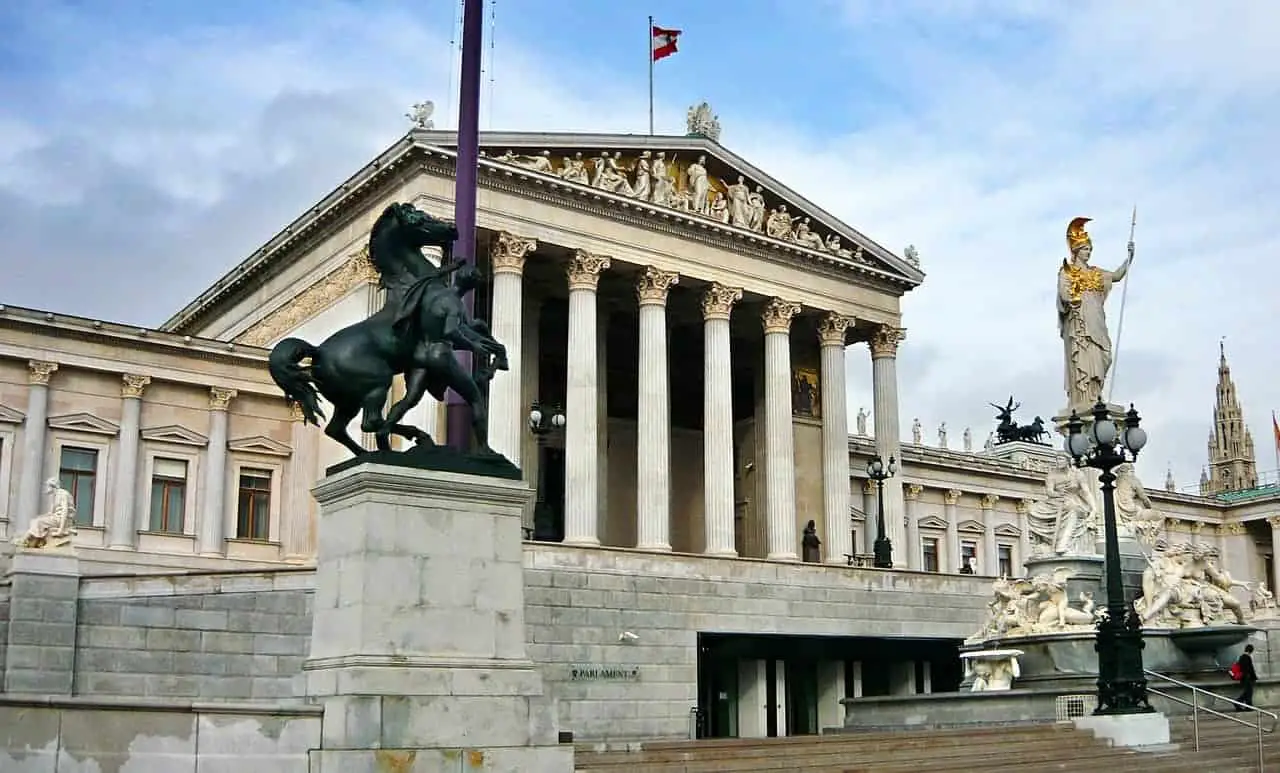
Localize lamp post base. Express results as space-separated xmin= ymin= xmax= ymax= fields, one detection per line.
xmin=873 ymin=538 xmax=893 ymax=569
xmin=1094 ymin=613 xmax=1153 ymax=715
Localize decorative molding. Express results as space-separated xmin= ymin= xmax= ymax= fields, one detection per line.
xmin=904 ymin=484 xmax=924 ymax=501
xmin=957 ymin=518 xmax=986 ymax=534
xmin=209 ymin=387 xmax=238 ymax=411
xmin=701 ymin=282 xmax=743 ymax=321
xmin=490 ymin=231 xmax=538 ymax=276
xmin=861 ymin=479 xmax=875 ymax=494
xmin=28 ymin=360 xmax=58 ymax=386
xmin=235 ymin=246 xmax=378 ymax=347
xmin=943 ymin=489 xmax=962 ymax=506
xmin=567 ymin=250 xmax=611 ymax=292
xmin=47 ymin=412 xmax=121 ymax=436
xmin=636 ymin=266 xmax=680 ymax=306
xmin=141 ymin=425 xmax=210 ymax=447
xmin=868 ymin=325 xmax=906 ymax=358
xmin=980 ymin=493 xmax=1000 ymax=510
xmin=761 ymin=298 xmax=802 ymax=335
xmin=817 ymin=312 xmax=853 ymax=347
xmin=917 ymin=515 xmax=948 ymax=530
xmin=1268 ymin=516 xmax=1280 ymax=529
xmin=0 ymin=404 xmax=25 ymax=424
xmin=994 ymin=523 xmax=1022 ymax=538
xmin=121 ymin=374 xmax=152 ymax=399
xmin=227 ymin=435 xmax=293 ymax=457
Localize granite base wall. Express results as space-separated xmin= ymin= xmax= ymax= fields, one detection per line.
xmin=4 ymin=545 xmax=993 ymax=744
xmin=0 ymin=695 xmax=319 ymax=772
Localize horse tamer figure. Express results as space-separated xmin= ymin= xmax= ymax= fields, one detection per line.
xmin=268 ymin=202 xmax=509 ymax=458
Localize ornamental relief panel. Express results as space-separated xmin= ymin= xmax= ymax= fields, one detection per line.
xmin=482 ymin=146 xmax=904 ymax=270
xmin=235 ymin=246 xmax=379 ymax=348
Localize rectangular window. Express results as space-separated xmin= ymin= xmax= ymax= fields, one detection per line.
xmin=149 ymin=458 xmax=188 ymax=533
xmin=922 ymin=538 xmax=940 ymax=573
xmin=998 ymin=544 xmax=1014 ymax=578
xmin=850 ymin=528 xmax=859 ymax=555
xmin=59 ymin=446 xmax=98 ymax=525
xmin=236 ymin=468 xmax=272 ymax=541
xmin=961 ymin=541 xmax=978 ymax=573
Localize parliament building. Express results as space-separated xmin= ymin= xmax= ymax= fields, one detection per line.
xmin=1 ymin=117 xmax=1277 ymax=742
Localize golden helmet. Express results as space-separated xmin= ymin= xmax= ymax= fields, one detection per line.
xmin=1066 ymin=217 xmax=1092 ymax=253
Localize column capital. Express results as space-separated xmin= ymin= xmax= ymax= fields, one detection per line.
xmin=944 ymin=489 xmax=962 ymax=505
xmin=567 ymin=250 xmax=611 ymax=291
xmin=905 ymin=483 xmax=923 ymax=501
xmin=817 ymin=312 xmax=854 ymax=347
xmin=28 ymin=360 xmax=58 ymax=386
xmin=1269 ymin=516 xmax=1280 ymax=529
xmin=862 ymin=478 xmax=875 ymax=494
xmin=1016 ymin=498 xmax=1033 ymax=515
xmin=869 ymin=325 xmax=907 ymax=358
xmin=636 ymin=266 xmax=680 ymax=306
xmin=121 ymin=374 xmax=151 ymax=399
xmin=209 ymin=386 xmax=238 ymax=412
xmin=980 ymin=493 xmax=999 ymax=510
xmin=701 ymin=282 xmax=743 ymax=321
xmin=761 ymin=298 xmax=802 ymax=335
xmin=491 ymin=231 xmax=538 ymax=275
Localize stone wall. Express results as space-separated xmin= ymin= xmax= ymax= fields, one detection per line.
xmin=0 ymin=695 xmax=319 ymax=772
xmin=74 ymin=569 xmax=312 ymax=702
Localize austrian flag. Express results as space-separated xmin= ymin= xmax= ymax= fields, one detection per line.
xmin=652 ymin=24 xmax=681 ymax=62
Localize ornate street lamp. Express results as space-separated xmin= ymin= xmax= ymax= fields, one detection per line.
xmin=1065 ymin=400 xmax=1152 ymax=716
xmin=528 ymin=401 xmax=566 ymax=541
xmin=866 ymin=455 xmax=897 ymax=569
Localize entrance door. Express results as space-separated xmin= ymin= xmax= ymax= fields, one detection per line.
xmin=698 ymin=648 xmax=740 ymax=738
xmin=544 ymin=447 xmax=566 ymax=542
xmin=785 ymin=659 xmax=819 ymax=735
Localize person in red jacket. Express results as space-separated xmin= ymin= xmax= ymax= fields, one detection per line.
xmin=1235 ymin=645 xmax=1259 ymax=710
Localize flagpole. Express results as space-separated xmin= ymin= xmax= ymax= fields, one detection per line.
xmin=647 ymin=15 xmax=655 ymax=135
xmin=1273 ymin=411 xmax=1279 ymax=478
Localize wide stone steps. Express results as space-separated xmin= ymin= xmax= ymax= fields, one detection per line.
xmin=1168 ymin=713 xmax=1280 ymax=771
xmin=574 ymin=723 xmax=1249 ymax=773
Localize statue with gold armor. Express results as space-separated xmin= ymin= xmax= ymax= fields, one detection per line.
xmin=1057 ymin=217 xmax=1134 ymax=411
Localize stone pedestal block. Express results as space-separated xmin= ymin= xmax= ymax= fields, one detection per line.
xmin=3 ymin=549 xmax=80 ymax=696
xmin=304 ymin=464 xmax=572 ymax=772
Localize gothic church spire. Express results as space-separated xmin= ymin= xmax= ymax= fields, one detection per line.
xmin=1201 ymin=340 xmax=1258 ymax=494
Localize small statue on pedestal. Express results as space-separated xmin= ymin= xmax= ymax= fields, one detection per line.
xmin=12 ymin=478 xmax=77 ymax=549
xmin=802 ymin=520 xmax=821 ymax=563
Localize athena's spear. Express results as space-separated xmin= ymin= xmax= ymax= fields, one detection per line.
xmin=1107 ymin=205 xmax=1138 ymax=404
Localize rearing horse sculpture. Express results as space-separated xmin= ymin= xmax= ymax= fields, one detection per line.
xmin=267 ymin=202 xmax=509 ymax=457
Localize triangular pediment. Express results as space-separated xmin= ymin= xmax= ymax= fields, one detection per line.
xmin=227 ymin=435 xmax=292 ymax=457
xmin=47 ymin=412 xmax=119 ymax=435
xmin=994 ymin=523 xmax=1022 ymax=538
xmin=142 ymin=425 xmax=209 ymax=446
xmin=446 ymin=132 xmax=921 ymax=286
xmin=917 ymin=515 xmax=949 ymax=530
xmin=957 ymin=519 xmax=986 ymax=534
xmin=0 ymin=404 xmax=25 ymax=424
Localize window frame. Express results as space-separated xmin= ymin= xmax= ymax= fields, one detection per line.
xmin=228 ymin=460 xmax=282 ymax=543
xmin=139 ymin=444 xmax=202 ymax=538
xmin=49 ymin=436 xmax=112 ymax=528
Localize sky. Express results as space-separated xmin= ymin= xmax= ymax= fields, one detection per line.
xmin=1 ymin=0 xmax=1278 ymax=491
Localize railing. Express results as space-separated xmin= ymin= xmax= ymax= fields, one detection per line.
xmin=1144 ymin=668 xmax=1277 ymax=771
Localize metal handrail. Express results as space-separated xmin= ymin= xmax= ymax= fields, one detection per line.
xmin=1144 ymin=668 xmax=1276 ymax=771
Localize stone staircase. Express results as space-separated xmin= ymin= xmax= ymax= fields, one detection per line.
xmin=574 ymin=722 xmax=1257 ymax=772
xmin=1169 ymin=712 xmax=1278 ymax=770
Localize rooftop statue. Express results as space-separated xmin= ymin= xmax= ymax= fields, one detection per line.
xmin=268 ymin=202 xmax=513 ymax=475
xmin=685 ymin=101 xmax=721 ymax=142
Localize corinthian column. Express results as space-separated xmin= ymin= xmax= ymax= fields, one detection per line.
xmin=487 ymin=231 xmax=537 ymax=466
xmin=861 ymin=479 xmax=876 ymax=555
xmin=981 ymin=494 xmax=999 ymax=574
xmin=944 ymin=489 xmax=961 ymax=573
xmin=283 ymin=402 xmax=320 ymax=561
xmin=869 ymin=325 xmax=907 ymax=562
xmin=762 ymin=298 xmax=802 ymax=561
xmin=818 ymin=312 xmax=853 ymax=565
xmin=16 ymin=361 xmax=58 ymax=535
xmin=904 ymin=484 xmax=923 ymax=569
xmin=108 ymin=374 xmax=150 ymax=549
xmin=702 ymin=282 xmax=742 ymax=557
xmin=563 ymin=250 xmax=610 ymax=546
xmin=1017 ymin=499 xmax=1033 ymax=571
xmin=636 ymin=267 xmax=679 ymax=551
xmin=198 ymin=387 xmax=236 ymax=556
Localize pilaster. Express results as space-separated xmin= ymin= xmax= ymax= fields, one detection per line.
xmin=108 ymin=374 xmax=150 ymax=549
xmin=198 ymin=386 xmax=236 ymax=556
xmin=980 ymin=493 xmax=1000 ymax=575
xmin=943 ymin=489 xmax=961 ymax=573
xmin=15 ymin=361 xmax=57 ymax=536
xmin=904 ymin=484 xmax=923 ymax=570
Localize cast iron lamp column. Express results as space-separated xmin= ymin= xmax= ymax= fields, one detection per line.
xmin=867 ymin=455 xmax=897 ymax=569
xmin=528 ymin=401 xmax=566 ymax=542
xmin=1065 ymin=400 xmax=1152 ymax=715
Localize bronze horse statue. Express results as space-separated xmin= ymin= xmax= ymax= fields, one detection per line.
xmin=268 ymin=202 xmax=508 ymax=457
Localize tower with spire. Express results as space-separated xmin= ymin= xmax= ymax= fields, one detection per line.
xmin=1201 ymin=341 xmax=1258 ymax=494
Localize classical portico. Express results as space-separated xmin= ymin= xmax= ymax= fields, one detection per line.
xmin=158 ymin=127 xmax=924 ymax=564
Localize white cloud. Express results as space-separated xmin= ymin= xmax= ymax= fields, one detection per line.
xmin=1 ymin=2 xmax=1276 ymax=491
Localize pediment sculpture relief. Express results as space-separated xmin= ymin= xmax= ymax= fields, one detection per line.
xmin=483 ymin=147 xmax=881 ymax=267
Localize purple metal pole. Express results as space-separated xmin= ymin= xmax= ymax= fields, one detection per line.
xmin=447 ymin=0 xmax=484 ymax=452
